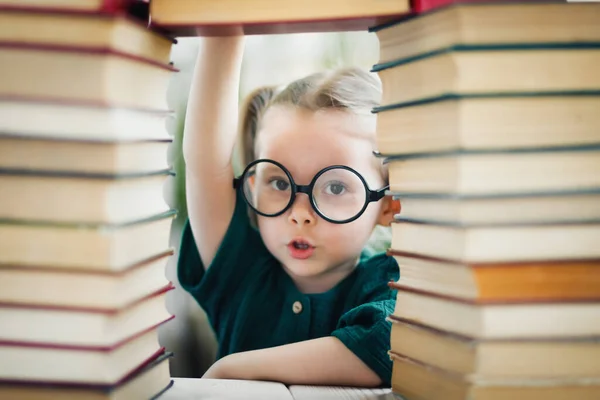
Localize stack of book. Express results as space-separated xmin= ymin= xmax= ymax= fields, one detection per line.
xmin=371 ymin=2 xmax=600 ymax=399
xmin=0 ymin=1 xmax=177 ymax=398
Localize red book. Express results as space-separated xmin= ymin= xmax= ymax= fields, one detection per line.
xmin=0 ymin=0 xmax=139 ymax=14
xmin=411 ymin=0 xmax=559 ymax=13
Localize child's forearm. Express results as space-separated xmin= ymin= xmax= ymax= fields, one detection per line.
xmin=183 ymin=36 xmax=245 ymax=172
xmin=202 ymin=337 xmax=382 ymax=387
xmin=182 ymin=36 xmax=245 ymax=267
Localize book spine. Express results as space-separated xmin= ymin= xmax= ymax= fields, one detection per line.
xmin=412 ymin=0 xmax=460 ymax=13
xmin=411 ymin=0 xmax=555 ymax=13
xmin=0 ymin=0 xmax=136 ymax=14
xmin=102 ymin=0 xmax=136 ymax=13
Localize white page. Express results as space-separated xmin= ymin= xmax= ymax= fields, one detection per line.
xmin=289 ymin=385 xmax=401 ymax=399
xmin=160 ymin=378 xmax=293 ymax=400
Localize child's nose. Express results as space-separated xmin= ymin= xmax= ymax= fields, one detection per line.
xmin=287 ymin=194 xmax=316 ymax=226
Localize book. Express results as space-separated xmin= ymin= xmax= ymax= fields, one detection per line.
xmin=0 ymin=0 xmax=136 ymax=13
xmin=0 ymin=210 xmax=175 ymax=270
xmin=0 ymin=285 xmax=173 ymax=347
xmin=0 ymin=43 xmax=176 ymax=110
xmin=289 ymin=385 xmax=395 ymax=399
xmin=371 ymin=2 xmax=600 ymax=65
xmin=0 ymin=350 xmax=173 ymax=400
xmin=389 ymin=316 xmax=600 ymax=379
xmin=391 ymin=286 xmax=600 ymax=339
xmin=148 ymin=0 xmax=410 ymax=36
xmin=390 ymin=220 xmax=600 ymax=263
xmin=392 ymin=191 xmax=600 ymax=225
xmin=389 ymin=251 xmax=600 ymax=301
xmin=0 ymin=250 xmax=173 ymax=309
xmin=373 ymin=44 xmax=600 ymax=108
xmin=0 ymin=99 xmax=173 ymax=141
xmin=374 ymin=95 xmax=600 ymax=156
xmin=384 ymin=147 xmax=600 ymax=195
xmin=0 ymin=137 xmax=171 ymax=175
xmin=410 ymin=0 xmax=558 ymax=14
xmin=0 ymin=328 xmax=165 ymax=385
xmin=389 ymin=351 xmax=600 ymax=400
xmin=0 ymin=8 xmax=174 ymax=65
xmin=156 ymin=379 xmax=398 ymax=400
xmin=160 ymin=378 xmax=294 ymax=400
xmin=0 ymin=170 xmax=171 ymax=224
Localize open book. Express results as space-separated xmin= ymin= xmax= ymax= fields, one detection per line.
xmin=159 ymin=378 xmax=400 ymax=399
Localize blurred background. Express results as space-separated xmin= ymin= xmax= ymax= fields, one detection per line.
xmin=159 ymin=30 xmax=390 ymax=378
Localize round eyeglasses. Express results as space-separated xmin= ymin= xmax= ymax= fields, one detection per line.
xmin=232 ymin=159 xmax=389 ymax=224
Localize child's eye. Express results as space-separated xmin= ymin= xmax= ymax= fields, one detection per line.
xmin=324 ymin=182 xmax=346 ymax=195
xmin=269 ymin=178 xmax=290 ymax=191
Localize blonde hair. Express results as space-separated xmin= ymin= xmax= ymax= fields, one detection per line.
xmin=237 ymin=67 xmax=382 ymax=169
xmin=236 ymin=67 xmax=389 ymax=248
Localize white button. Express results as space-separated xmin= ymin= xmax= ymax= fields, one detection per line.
xmin=292 ymin=301 xmax=303 ymax=314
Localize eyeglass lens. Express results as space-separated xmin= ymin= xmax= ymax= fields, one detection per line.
xmin=242 ymin=160 xmax=368 ymax=222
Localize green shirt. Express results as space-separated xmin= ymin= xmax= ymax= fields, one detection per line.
xmin=177 ymin=191 xmax=399 ymax=385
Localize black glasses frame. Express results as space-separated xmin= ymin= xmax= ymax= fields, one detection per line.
xmin=232 ymin=159 xmax=389 ymax=224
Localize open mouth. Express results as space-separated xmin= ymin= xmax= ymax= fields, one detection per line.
xmin=287 ymin=239 xmax=315 ymax=260
xmin=292 ymin=241 xmax=311 ymax=250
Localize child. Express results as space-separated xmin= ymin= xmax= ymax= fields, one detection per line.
xmin=178 ymin=36 xmax=399 ymax=387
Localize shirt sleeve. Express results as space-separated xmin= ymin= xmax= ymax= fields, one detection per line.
xmin=330 ymin=256 xmax=398 ymax=386
xmin=176 ymin=190 xmax=271 ymax=334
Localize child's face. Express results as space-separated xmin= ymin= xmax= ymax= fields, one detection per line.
xmin=254 ymin=106 xmax=386 ymax=290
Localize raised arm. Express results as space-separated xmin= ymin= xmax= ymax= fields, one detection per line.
xmin=182 ymin=36 xmax=245 ymax=268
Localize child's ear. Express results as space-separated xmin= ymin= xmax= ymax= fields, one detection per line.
xmin=377 ymin=196 xmax=400 ymax=227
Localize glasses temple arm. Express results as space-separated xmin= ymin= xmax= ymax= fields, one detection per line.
xmin=368 ymin=185 xmax=389 ymax=202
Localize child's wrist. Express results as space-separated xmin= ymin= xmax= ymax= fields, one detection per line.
xmin=198 ymin=35 xmax=245 ymax=54
xmin=203 ymin=353 xmax=251 ymax=380
xmin=196 ymin=35 xmax=246 ymax=70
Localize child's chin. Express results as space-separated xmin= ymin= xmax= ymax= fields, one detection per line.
xmin=285 ymin=260 xmax=325 ymax=277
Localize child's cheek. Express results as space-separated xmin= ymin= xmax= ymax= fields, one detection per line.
xmin=326 ymin=223 xmax=369 ymax=257
xmin=257 ymin=217 xmax=285 ymax=252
